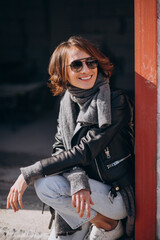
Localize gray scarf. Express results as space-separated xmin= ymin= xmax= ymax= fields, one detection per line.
xmin=59 ymin=72 xmax=111 ymax=150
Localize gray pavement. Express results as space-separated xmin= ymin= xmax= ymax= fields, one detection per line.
xmin=0 ymin=110 xmax=58 ymax=239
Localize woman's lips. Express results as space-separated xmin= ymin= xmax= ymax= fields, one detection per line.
xmin=79 ymin=75 xmax=92 ymax=81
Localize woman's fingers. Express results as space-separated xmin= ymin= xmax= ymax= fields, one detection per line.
xmin=72 ymin=190 xmax=94 ymax=219
xmin=72 ymin=194 xmax=81 ymax=214
xmin=7 ymin=189 xmax=23 ymax=211
xmin=13 ymin=190 xmax=19 ymax=211
xmin=79 ymin=199 xmax=85 ymax=218
xmin=80 ymin=198 xmax=92 ymax=219
xmin=86 ymin=200 xmax=91 ymax=219
xmin=72 ymin=194 xmax=76 ymax=208
xmin=9 ymin=189 xmax=17 ymax=212
xmin=6 ymin=174 xmax=28 ymax=212
xmin=76 ymin=194 xmax=80 ymax=213
xmin=7 ymin=187 xmax=15 ymax=209
xmin=6 ymin=189 xmax=12 ymax=209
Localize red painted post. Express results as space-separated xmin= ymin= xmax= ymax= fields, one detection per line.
xmin=134 ymin=0 xmax=157 ymax=239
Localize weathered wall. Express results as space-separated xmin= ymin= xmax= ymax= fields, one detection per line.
xmin=157 ymin=0 xmax=160 ymax=238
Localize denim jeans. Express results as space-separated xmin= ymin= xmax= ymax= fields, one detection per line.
xmin=34 ymin=175 xmax=127 ymax=240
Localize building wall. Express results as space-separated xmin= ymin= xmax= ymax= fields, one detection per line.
xmin=0 ymin=0 xmax=50 ymax=84
xmin=48 ymin=0 xmax=134 ymax=98
xmin=0 ymin=0 xmax=134 ymax=96
xmin=157 ymin=0 xmax=160 ymax=238
xmin=0 ymin=0 xmax=134 ymax=124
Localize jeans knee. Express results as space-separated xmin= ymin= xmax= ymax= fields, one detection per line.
xmin=34 ymin=175 xmax=69 ymax=202
xmin=34 ymin=178 xmax=48 ymax=202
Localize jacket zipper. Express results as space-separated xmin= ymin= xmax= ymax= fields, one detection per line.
xmin=95 ymin=147 xmax=111 ymax=182
xmin=94 ymin=158 xmax=104 ymax=182
xmin=106 ymin=153 xmax=131 ymax=169
xmin=104 ymin=147 xmax=111 ymax=159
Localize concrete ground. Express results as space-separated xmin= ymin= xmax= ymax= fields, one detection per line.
xmin=0 ymin=110 xmax=58 ymax=240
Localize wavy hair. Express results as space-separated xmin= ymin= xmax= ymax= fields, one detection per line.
xmin=48 ymin=36 xmax=114 ymax=96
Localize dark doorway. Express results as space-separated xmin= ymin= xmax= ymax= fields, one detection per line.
xmin=0 ymin=0 xmax=134 ymax=157
xmin=0 ymin=0 xmax=134 ymax=96
xmin=0 ymin=0 xmax=134 ymax=229
xmin=49 ymin=0 xmax=134 ymax=98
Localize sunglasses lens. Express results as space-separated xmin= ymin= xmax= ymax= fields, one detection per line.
xmin=70 ymin=60 xmax=83 ymax=72
xmin=86 ymin=59 xmax=98 ymax=69
xmin=69 ymin=59 xmax=98 ymax=72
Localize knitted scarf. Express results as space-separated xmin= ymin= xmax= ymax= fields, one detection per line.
xmin=59 ymin=72 xmax=111 ymax=150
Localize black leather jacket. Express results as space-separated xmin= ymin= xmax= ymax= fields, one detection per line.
xmin=20 ymin=89 xmax=135 ymax=238
xmin=40 ymin=90 xmax=134 ymax=187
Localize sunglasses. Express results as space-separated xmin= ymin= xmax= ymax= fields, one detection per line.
xmin=67 ymin=57 xmax=98 ymax=73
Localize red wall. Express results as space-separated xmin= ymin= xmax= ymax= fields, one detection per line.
xmin=134 ymin=0 xmax=157 ymax=239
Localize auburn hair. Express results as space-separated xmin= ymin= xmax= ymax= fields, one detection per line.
xmin=48 ymin=36 xmax=114 ymax=96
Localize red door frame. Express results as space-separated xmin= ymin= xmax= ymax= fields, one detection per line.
xmin=134 ymin=0 xmax=157 ymax=239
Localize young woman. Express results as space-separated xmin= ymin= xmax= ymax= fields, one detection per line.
xmin=7 ymin=36 xmax=135 ymax=240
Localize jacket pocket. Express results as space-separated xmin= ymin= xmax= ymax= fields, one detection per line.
xmin=95 ymin=149 xmax=133 ymax=186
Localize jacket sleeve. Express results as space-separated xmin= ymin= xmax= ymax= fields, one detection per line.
xmin=21 ymin=92 xmax=131 ymax=185
xmin=63 ymin=167 xmax=91 ymax=195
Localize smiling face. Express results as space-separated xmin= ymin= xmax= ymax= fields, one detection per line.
xmin=66 ymin=46 xmax=98 ymax=89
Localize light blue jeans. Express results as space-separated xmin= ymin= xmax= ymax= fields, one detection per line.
xmin=34 ymin=175 xmax=127 ymax=240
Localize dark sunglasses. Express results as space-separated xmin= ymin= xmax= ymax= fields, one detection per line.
xmin=67 ymin=57 xmax=98 ymax=73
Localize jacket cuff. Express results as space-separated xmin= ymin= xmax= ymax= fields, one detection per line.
xmin=20 ymin=161 xmax=43 ymax=185
xmin=63 ymin=167 xmax=90 ymax=195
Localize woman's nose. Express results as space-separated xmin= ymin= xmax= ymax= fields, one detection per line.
xmin=81 ymin=62 xmax=90 ymax=72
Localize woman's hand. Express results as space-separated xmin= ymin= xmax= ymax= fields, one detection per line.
xmin=6 ymin=174 xmax=28 ymax=212
xmin=72 ymin=189 xmax=94 ymax=219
